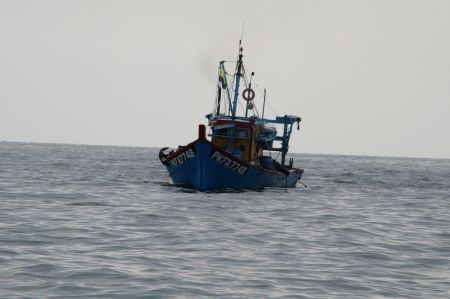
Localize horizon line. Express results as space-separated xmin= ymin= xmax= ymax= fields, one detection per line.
xmin=1 ymin=139 xmax=449 ymax=161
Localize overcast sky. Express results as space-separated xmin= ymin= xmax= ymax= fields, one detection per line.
xmin=1 ymin=0 xmax=449 ymax=159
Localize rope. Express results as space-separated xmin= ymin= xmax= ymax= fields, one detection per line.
xmin=252 ymin=82 xmax=277 ymax=117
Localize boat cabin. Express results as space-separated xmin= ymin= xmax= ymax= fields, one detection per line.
xmin=205 ymin=44 xmax=301 ymax=170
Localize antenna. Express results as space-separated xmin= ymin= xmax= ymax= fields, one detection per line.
xmin=240 ymin=21 xmax=246 ymax=44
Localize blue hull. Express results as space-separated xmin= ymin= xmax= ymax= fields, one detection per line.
xmin=161 ymin=139 xmax=303 ymax=190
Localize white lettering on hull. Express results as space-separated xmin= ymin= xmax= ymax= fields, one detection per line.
xmin=169 ymin=148 xmax=195 ymax=168
xmin=210 ymin=151 xmax=248 ymax=175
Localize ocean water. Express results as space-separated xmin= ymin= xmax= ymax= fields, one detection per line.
xmin=0 ymin=141 xmax=449 ymax=299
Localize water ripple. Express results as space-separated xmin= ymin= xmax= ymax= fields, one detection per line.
xmin=0 ymin=142 xmax=449 ymax=298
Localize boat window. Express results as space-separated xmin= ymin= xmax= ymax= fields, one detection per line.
xmin=215 ymin=128 xmax=229 ymax=137
xmin=236 ymin=128 xmax=249 ymax=139
xmin=215 ymin=127 xmax=248 ymax=138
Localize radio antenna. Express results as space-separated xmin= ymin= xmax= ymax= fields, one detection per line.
xmin=240 ymin=21 xmax=246 ymax=44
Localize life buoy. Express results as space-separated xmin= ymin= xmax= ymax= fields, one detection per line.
xmin=242 ymin=88 xmax=255 ymax=101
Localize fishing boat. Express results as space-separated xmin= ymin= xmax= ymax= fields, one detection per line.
xmin=159 ymin=42 xmax=304 ymax=190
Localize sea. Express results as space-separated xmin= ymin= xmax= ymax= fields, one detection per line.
xmin=0 ymin=141 xmax=449 ymax=298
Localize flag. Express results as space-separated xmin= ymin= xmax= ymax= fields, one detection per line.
xmin=219 ymin=65 xmax=227 ymax=89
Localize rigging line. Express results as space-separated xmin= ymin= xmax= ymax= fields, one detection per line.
xmin=253 ymin=99 xmax=260 ymax=117
xmin=252 ymin=82 xmax=277 ymax=116
xmin=223 ymin=71 xmax=233 ymax=106
xmin=265 ymin=96 xmax=278 ymax=117
xmin=222 ymin=64 xmax=236 ymax=115
xmin=240 ymin=65 xmax=262 ymax=117
xmin=228 ymin=73 xmax=236 ymax=116
xmin=222 ymin=60 xmax=238 ymax=65
xmin=238 ymin=66 xmax=276 ymax=119
xmin=240 ymin=68 xmax=255 ymax=117
xmin=242 ymin=70 xmax=249 ymax=89
xmin=242 ymin=65 xmax=253 ymax=88
xmin=237 ymin=67 xmax=246 ymax=114
xmin=247 ymin=74 xmax=261 ymax=117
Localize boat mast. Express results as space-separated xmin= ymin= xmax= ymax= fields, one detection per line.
xmin=232 ymin=43 xmax=244 ymax=118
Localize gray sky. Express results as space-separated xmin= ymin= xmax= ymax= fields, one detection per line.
xmin=1 ymin=0 xmax=449 ymax=159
